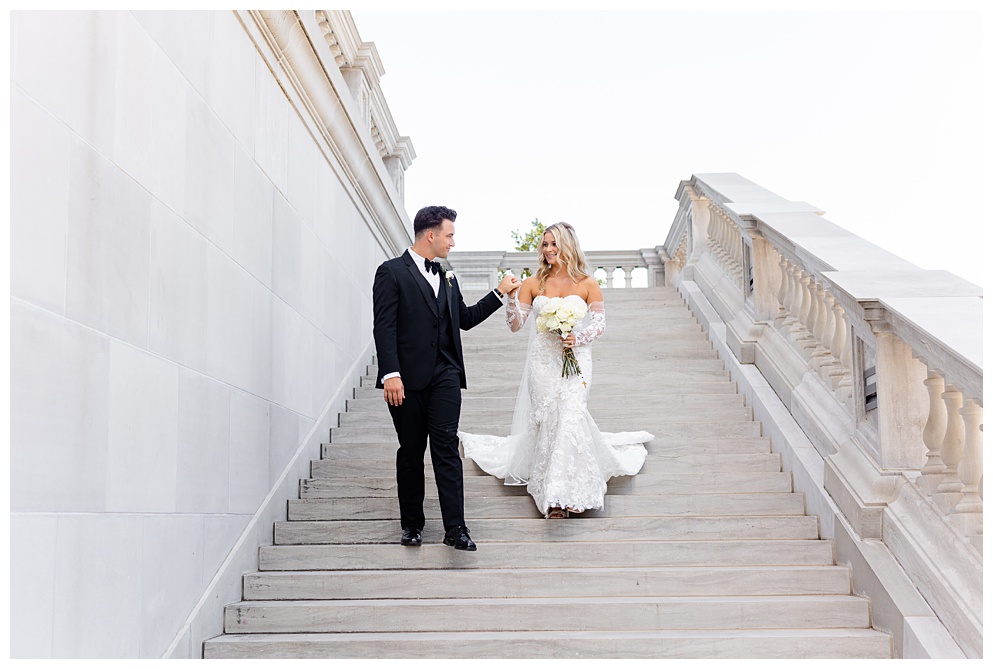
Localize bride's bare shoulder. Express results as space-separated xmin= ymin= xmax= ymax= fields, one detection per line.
xmin=582 ymin=275 xmax=603 ymax=302
xmin=518 ymin=275 xmax=539 ymax=303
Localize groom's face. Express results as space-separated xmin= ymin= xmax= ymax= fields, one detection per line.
xmin=431 ymin=219 xmax=456 ymax=259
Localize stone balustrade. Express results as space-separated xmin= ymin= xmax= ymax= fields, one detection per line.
xmin=663 ymin=173 xmax=982 ymax=658
xmin=446 ymin=248 xmax=667 ymax=292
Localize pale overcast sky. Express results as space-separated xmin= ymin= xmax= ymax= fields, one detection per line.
xmin=353 ymin=8 xmax=986 ymax=287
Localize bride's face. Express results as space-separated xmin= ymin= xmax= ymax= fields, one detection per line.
xmin=541 ymin=232 xmax=559 ymax=266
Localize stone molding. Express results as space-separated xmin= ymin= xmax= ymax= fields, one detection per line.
xmin=248 ymin=10 xmax=413 ymax=257
xmin=315 ymin=11 xmax=415 ymax=169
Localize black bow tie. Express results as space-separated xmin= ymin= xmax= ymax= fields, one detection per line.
xmin=424 ymin=259 xmax=442 ymax=275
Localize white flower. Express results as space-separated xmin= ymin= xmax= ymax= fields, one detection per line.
xmin=536 ymin=297 xmax=587 ymax=335
xmin=445 ymin=269 xmax=455 ymax=286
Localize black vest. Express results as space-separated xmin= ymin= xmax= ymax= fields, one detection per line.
xmin=436 ymin=283 xmax=460 ymax=369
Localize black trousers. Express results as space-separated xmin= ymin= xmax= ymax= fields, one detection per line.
xmin=388 ymin=361 xmax=464 ymax=532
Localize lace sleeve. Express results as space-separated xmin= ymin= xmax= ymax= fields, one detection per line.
xmin=506 ymin=296 xmax=532 ymax=332
xmin=574 ymin=301 xmax=605 ymax=346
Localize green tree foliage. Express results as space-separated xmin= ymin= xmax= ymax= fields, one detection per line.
xmin=503 ymin=218 xmax=545 ymax=279
xmin=511 ymin=218 xmax=545 ymax=252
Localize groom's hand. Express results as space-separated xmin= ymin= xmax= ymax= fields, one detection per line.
xmin=497 ymin=274 xmax=521 ymax=297
xmin=384 ymin=377 xmax=405 ymax=406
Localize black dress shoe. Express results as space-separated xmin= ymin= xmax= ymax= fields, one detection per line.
xmin=443 ymin=526 xmax=477 ymax=551
xmin=400 ymin=528 xmax=422 ymax=546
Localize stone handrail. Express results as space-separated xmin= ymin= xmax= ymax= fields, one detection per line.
xmin=665 ymin=173 xmax=982 ymax=658
xmin=445 ymin=248 xmax=667 ymax=292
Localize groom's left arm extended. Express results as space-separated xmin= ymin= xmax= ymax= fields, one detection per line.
xmin=456 ymin=274 xmax=518 ymax=329
xmin=455 ymin=283 xmax=503 ymax=330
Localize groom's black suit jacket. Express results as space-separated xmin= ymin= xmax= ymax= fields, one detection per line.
xmin=373 ymin=250 xmax=502 ymax=391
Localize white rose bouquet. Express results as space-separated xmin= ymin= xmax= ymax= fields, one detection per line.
xmin=536 ymin=297 xmax=588 ymax=378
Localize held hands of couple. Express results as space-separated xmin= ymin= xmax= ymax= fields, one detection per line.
xmin=499 ymin=274 xmax=522 ymax=298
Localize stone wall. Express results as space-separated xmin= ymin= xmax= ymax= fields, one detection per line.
xmin=9 ymin=10 xmax=412 ymax=658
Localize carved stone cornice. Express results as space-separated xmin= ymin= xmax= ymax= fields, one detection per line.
xmin=313 ymin=11 xmax=416 ymax=181
xmin=246 ymin=10 xmax=412 ymax=256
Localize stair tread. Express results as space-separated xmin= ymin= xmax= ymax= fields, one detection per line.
xmin=235 ymin=594 xmax=869 ymax=606
xmin=210 ymin=628 xmax=891 ymax=640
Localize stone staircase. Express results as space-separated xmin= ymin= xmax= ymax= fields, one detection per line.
xmin=203 ymin=287 xmax=892 ymax=658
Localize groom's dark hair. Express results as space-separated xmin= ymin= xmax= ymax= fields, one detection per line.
xmin=413 ymin=205 xmax=457 ymax=237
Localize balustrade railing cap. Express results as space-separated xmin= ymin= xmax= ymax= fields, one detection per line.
xmin=727 ymin=201 xmax=825 ymax=219
xmin=825 ymin=269 xmax=982 ymax=372
xmin=691 ymin=172 xmax=789 ymax=204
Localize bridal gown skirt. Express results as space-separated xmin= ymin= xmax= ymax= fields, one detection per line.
xmin=460 ymin=320 xmax=651 ymax=515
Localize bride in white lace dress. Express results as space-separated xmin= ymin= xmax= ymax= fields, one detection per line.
xmin=459 ymin=222 xmax=652 ymax=518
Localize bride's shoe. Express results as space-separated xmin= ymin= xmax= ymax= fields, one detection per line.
xmin=547 ymin=506 xmax=568 ymax=519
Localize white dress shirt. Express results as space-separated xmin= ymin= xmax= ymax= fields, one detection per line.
xmin=407 ymin=247 xmax=441 ymax=297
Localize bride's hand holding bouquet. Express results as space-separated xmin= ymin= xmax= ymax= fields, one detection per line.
xmin=535 ymin=297 xmax=587 ymax=378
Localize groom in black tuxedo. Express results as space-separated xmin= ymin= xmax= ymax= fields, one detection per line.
xmin=373 ymin=206 xmax=520 ymax=550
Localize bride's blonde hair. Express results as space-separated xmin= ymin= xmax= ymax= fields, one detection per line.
xmin=536 ymin=222 xmax=589 ymax=294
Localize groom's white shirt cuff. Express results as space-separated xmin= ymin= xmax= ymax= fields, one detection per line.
xmin=382 ymin=371 xmax=401 ymax=383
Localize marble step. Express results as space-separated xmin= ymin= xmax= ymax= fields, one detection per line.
xmin=464 ymin=348 xmax=719 ymax=363
xmin=204 ymin=628 xmax=893 ymax=659
xmin=243 ymin=565 xmax=850 ymax=600
xmin=471 ymin=319 xmax=706 ymax=333
xmin=258 ymin=539 xmax=835 ymax=571
xmin=462 ymin=334 xmax=709 ymax=351
xmin=362 ymin=369 xmax=730 ymax=388
xmin=300 ymin=471 xmax=792 ymax=498
xmin=310 ymin=452 xmax=782 ymax=477
xmin=351 ymin=378 xmax=737 ymax=399
xmin=273 ymin=515 xmax=819 ymax=545
xmin=322 ymin=436 xmax=774 ymax=458
xmin=344 ymin=393 xmax=745 ymax=413
xmin=224 ymin=595 xmax=870 ymax=634
xmin=337 ymin=405 xmax=752 ymax=427
xmin=287 ymin=490 xmax=806 ymax=520
xmin=330 ymin=420 xmax=762 ymax=444
xmin=465 ymin=328 xmax=711 ymax=342
xmin=365 ymin=357 xmax=730 ymax=376
xmin=465 ymin=317 xmax=703 ymax=335
xmin=287 ymin=492 xmax=807 ymax=521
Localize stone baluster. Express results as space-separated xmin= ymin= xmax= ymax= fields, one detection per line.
xmin=784 ymin=263 xmax=802 ymax=334
xmin=828 ymin=302 xmax=849 ymax=389
xmin=935 ymin=388 xmax=965 ymax=514
xmin=787 ymin=267 xmax=806 ymax=340
xmin=818 ymin=291 xmax=839 ymax=380
xmin=954 ymin=399 xmax=983 ymax=518
xmin=803 ymin=277 xmax=822 ymax=357
xmin=919 ymin=372 xmax=948 ymax=494
xmin=706 ymin=209 xmax=720 ymax=258
xmin=774 ymin=256 xmax=790 ymax=326
xmin=834 ymin=307 xmax=854 ymax=405
xmin=809 ymin=282 xmax=830 ymax=364
xmin=727 ymin=225 xmax=741 ymax=286
xmin=716 ymin=216 xmax=730 ymax=271
xmin=793 ymin=273 xmax=815 ymax=352
xmin=622 ymin=267 xmax=633 ymax=288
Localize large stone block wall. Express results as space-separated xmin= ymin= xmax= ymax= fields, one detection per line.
xmin=10 ymin=10 xmax=408 ymax=658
